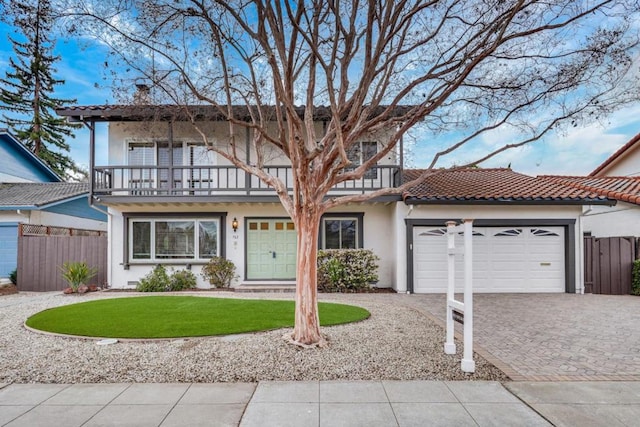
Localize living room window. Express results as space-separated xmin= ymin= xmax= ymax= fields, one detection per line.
xmin=321 ymin=213 xmax=364 ymax=249
xmin=129 ymin=218 xmax=220 ymax=262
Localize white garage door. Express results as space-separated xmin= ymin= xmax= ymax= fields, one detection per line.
xmin=413 ymin=226 xmax=565 ymax=293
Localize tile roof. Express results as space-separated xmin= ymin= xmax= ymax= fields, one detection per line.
xmin=402 ymin=168 xmax=612 ymax=204
xmin=0 ymin=182 xmax=89 ymax=207
xmin=539 ymin=175 xmax=640 ymax=205
xmin=590 ymin=132 xmax=640 ymax=176
xmin=56 ymin=104 xmax=414 ymax=122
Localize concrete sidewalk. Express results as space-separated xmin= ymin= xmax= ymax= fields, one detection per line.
xmin=0 ymin=380 xmax=638 ymax=426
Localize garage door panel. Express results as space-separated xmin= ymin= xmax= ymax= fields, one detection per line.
xmin=413 ymin=225 xmax=565 ymax=293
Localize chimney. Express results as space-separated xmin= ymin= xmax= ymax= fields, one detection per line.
xmin=133 ymin=79 xmax=151 ymax=105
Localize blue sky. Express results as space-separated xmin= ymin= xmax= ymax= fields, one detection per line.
xmin=1 ymin=21 xmax=639 ymax=177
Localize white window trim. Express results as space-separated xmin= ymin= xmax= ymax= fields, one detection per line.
xmin=129 ymin=217 xmax=221 ymax=263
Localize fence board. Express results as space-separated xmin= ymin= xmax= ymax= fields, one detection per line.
xmin=585 ymin=236 xmax=636 ymax=295
xmin=17 ymin=235 xmax=107 ymax=292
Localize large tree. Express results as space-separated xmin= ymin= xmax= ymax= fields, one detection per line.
xmin=68 ymin=0 xmax=640 ymax=346
xmin=0 ymin=0 xmax=81 ymax=180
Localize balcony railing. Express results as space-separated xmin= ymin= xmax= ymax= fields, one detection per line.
xmin=93 ymin=165 xmax=401 ymax=197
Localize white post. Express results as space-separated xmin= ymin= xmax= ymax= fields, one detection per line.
xmin=444 ymin=220 xmax=457 ymax=354
xmin=461 ymin=219 xmax=475 ymax=373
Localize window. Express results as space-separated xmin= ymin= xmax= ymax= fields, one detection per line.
xmin=346 ymin=141 xmax=378 ymax=179
xmin=494 ymin=229 xmax=522 ymax=237
xmin=129 ymin=218 xmax=220 ymax=262
xmin=322 ymin=218 xmax=358 ymax=249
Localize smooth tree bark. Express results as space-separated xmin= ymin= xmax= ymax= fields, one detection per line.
xmin=64 ymin=0 xmax=640 ymax=347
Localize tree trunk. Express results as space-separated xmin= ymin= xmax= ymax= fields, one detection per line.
xmin=288 ymin=209 xmax=326 ymax=347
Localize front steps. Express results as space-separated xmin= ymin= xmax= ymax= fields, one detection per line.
xmin=235 ymin=282 xmax=296 ymax=293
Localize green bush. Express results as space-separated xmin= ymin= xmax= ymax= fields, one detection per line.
xmin=632 ymin=259 xmax=640 ymax=296
xmin=317 ymin=249 xmax=379 ymax=292
xmin=60 ymin=261 xmax=98 ymax=292
xmin=169 ymin=269 xmax=197 ymax=291
xmin=137 ymin=265 xmax=170 ymax=292
xmin=9 ymin=269 xmax=17 ymax=285
xmin=201 ymin=257 xmax=238 ymax=288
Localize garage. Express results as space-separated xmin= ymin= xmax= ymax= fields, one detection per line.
xmin=412 ymin=225 xmax=566 ymax=293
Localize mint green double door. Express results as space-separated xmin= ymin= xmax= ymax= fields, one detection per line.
xmin=246 ymin=219 xmax=297 ymax=280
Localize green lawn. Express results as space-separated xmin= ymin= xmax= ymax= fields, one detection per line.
xmin=25 ymin=296 xmax=370 ymax=339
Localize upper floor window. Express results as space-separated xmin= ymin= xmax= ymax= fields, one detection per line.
xmin=346 ymin=141 xmax=378 ymax=179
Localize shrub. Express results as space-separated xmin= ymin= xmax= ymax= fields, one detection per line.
xmin=632 ymin=259 xmax=640 ymax=296
xmin=9 ymin=269 xmax=17 ymax=285
xmin=201 ymin=257 xmax=238 ymax=288
xmin=137 ymin=265 xmax=170 ymax=292
xmin=317 ymin=249 xmax=379 ymax=292
xmin=169 ymin=269 xmax=197 ymax=291
xmin=60 ymin=261 xmax=98 ymax=292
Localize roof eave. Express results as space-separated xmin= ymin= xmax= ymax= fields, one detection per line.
xmin=403 ymin=197 xmax=616 ymax=206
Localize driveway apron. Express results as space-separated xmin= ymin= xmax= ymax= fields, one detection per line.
xmin=401 ymin=293 xmax=640 ymax=380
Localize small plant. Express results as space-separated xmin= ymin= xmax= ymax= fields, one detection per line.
xmin=169 ymin=269 xmax=197 ymax=291
xmin=137 ymin=265 xmax=170 ymax=292
xmin=201 ymin=257 xmax=238 ymax=288
xmin=632 ymin=259 xmax=640 ymax=296
xmin=60 ymin=261 xmax=98 ymax=293
xmin=9 ymin=269 xmax=17 ymax=285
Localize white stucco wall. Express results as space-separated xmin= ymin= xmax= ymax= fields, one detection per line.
xmin=107 ymin=202 xmax=394 ymax=289
xmin=581 ymin=202 xmax=640 ymax=237
xmin=598 ymin=145 xmax=640 ymax=177
xmin=394 ymin=204 xmax=585 ymax=294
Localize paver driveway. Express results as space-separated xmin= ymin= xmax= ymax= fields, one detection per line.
xmin=400 ymin=293 xmax=640 ymax=380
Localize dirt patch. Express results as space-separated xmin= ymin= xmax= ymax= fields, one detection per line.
xmin=0 ymin=285 xmax=18 ymax=296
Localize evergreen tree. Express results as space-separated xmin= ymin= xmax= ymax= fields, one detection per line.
xmin=0 ymin=0 xmax=81 ymax=180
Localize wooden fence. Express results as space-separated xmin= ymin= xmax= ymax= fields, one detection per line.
xmin=584 ymin=236 xmax=637 ymax=295
xmin=17 ymin=224 xmax=107 ymax=292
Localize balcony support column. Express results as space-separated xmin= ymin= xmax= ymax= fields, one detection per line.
xmin=168 ymin=121 xmax=174 ymax=194
xmin=87 ymin=119 xmax=96 ymax=205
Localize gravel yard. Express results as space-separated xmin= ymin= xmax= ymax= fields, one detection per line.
xmin=0 ymin=291 xmax=506 ymax=383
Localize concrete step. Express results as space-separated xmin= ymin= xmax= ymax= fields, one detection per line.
xmin=235 ymin=284 xmax=296 ymax=293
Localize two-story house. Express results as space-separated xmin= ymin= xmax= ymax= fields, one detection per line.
xmin=57 ymin=105 xmax=614 ymax=294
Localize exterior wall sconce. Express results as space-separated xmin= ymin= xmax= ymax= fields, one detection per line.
xmin=232 ymin=217 xmax=239 ymax=233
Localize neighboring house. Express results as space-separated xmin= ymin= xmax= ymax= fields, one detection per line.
xmin=0 ymin=130 xmax=107 ymax=278
xmin=589 ymin=132 xmax=640 ymax=177
xmin=57 ymin=105 xmax=614 ymax=294
xmin=541 ymin=175 xmax=640 ymax=238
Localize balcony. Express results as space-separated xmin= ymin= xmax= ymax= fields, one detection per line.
xmin=92 ymin=165 xmax=402 ymax=198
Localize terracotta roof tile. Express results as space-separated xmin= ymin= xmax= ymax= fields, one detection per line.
xmin=589 ymin=132 xmax=640 ymax=176
xmin=402 ymin=168 xmax=610 ymax=204
xmin=540 ymin=175 xmax=640 ymax=205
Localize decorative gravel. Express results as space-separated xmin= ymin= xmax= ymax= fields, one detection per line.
xmin=0 ymin=292 xmax=507 ymax=383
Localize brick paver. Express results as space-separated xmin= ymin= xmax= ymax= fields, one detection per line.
xmin=399 ymin=293 xmax=640 ymax=381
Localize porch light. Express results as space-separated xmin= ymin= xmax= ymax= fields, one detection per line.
xmin=232 ymin=217 xmax=239 ymax=233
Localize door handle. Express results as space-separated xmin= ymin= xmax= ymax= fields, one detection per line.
xmin=272 ymin=251 xmax=276 ymax=258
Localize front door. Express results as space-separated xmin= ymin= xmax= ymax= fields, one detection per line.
xmin=246 ymin=219 xmax=297 ymax=280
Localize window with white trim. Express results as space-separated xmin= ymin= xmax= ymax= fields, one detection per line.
xmin=322 ymin=217 xmax=358 ymax=249
xmin=129 ymin=218 xmax=220 ymax=262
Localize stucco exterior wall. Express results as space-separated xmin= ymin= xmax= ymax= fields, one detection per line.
xmin=106 ymin=202 xmax=394 ymax=289
xmin=598 ymin=145 xmax=640 ymax=177
xmin=581 ymin=202 xmax=640 ymax=237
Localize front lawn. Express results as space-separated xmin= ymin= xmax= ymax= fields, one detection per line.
xmin=25 ymin=296 xmax=370 ymax=339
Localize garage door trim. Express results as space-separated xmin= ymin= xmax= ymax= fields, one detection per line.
xmin=405 ymin=218 xmax=576 ymax=293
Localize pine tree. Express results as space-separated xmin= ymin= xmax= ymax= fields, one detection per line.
xmin=0 ymin=0 xmax=81 ymax=180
